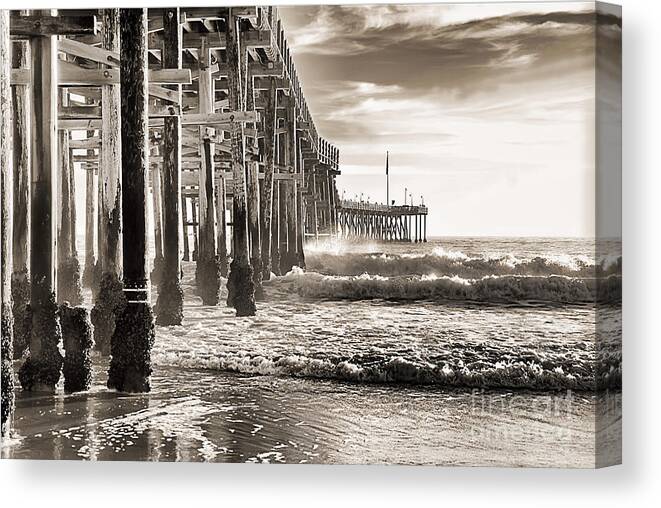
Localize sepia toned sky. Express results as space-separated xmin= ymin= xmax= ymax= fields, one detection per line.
xmin=280 ymin=2 xmax=621 ymax=237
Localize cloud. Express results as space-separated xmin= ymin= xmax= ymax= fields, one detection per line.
xmin=277 ymin=4 xmax=621 ymax=236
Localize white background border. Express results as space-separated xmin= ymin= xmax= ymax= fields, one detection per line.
xmin=2 ymin=1 xmax=657 ymax=506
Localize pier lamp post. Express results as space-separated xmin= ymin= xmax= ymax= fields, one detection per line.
xmin=404 ymin=188 xmax=407 ymax=205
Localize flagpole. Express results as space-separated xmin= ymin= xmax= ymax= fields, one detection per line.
xmin=386 ymin=151 xmax=389 ymax=207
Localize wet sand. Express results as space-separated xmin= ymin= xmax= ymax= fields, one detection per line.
xmin=2 ymin=361 xmax=619 ymax=466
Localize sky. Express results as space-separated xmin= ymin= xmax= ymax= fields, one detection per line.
xmin=280 ymin=2 xmax=621 ymax=237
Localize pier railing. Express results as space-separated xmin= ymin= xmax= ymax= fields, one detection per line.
xmin=339 ymin=200 xmax=428 ymax=216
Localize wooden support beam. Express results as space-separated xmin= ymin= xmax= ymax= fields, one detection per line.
xmin=195 ymin=35 xmax=221 ymax=306
xmin=10 ymin=13 xmax=97 ymax=37
xmin=82 ymin=161 xmax=96 ymax=286
xmin=1 ymin=9 xmax=15 ymax=436
xmin=69 ymin=137 xmax=100 ymax=149
xmin=225 ymin=8 xmax=256 ymax=316
xmin=56 ymin=124 xmax=82 ymax=305
xmin=155 ymin=6 xmax=184 ymax=325
xmin=259 ymin=77 xmax=276 ymax=280
xmin=282 ymin=97 xmax=299 ymax=273
xmin=107 ymin=7 xmax=154 ymax=394
xmin=148 ymin=83 xmax=180 ymax=103
xmin=190 ymin=197 xmax=199 ymax=259
xmin=182 ymin=195 xmax=190 ymax=261
xmin=55 ymin=62 xmax=191 ymax=85
xmin=60 ymin=104 xmax=102 ymax=119
xmin=58 ymin=37 xmax=120 ymax=67
xmin=190 ymin=62 xmax=219 ymax=81
xmin=89 ymin=8 xmax=123 ymax=356
xmin=20 ymin=10 xmax=63 ymax=393
xmin=243 ymin=39 xmax=263 ymax=297
xmin=57 ymin=111 xmax=258 ymax=130
xmin=151 ymin=153 xmax=164 ymax=264
xmin=181 ymin=111 xmax=259 ymax=126
xmin=216 ymin=174 xmax=228 ymax=277
xmin=247 ymin=160 xmax=262 ymax=293
xmin=178 ymin=169 xmax=302 ymax=187
xmin=10 ymin=68 xmax=29 ymax=85
xmin=99 ymin=8 xmax=122 ymax=276
xmin=152 ymin=29 xmax=272 ymax=50
xmin=11 ymin=40 xmax=30 ymax=279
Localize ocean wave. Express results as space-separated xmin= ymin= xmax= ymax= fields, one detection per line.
xmin=153 ymin=349 xmax=620 ymax=392
xmin=272 ymin=268 xmax=621 ymax=304
xmin=306 ymin=248 xmax=621 ymax=279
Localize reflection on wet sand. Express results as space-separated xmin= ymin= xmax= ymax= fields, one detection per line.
xmin=2 ymin=362 xmax=621 ymax=466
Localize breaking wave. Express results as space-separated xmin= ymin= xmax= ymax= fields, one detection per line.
xmin=271 ymin=268 xmax=621 ymax=305
xmin=306 ymin=248 xmax=621 ymax=279
xmin=153 ymin=348 xmax=620 ymax=392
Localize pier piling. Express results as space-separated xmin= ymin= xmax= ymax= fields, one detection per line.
xmin=155 ymin=7 xmax=184 ymax=325
xmin=10 ymin=37 xmax=30 ymax=360
xmin=91 ymin=8 xmax=123 ymax=356
xmin=107 ymin=8 xmax=154 ymax=393
xmin=260 ymin=78 xmax=277 ymax=280
xmin=1 ymin=9 xmax=15 ymax=436
xmin=18 ymin=10 xmax=63 ymax=393
xmin=225 ymin=9 xmax=256 ymax=317
xmin=195 ymin=36 xmax=221 ymax=306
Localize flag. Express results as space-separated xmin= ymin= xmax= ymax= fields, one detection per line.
xmin=385 ymin=151 xmax=389 ymax=175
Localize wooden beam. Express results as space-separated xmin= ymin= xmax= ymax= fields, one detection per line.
xmin=10 ymin=13 xmax=97 ymax=37
xmin=55 ymin=61 xmax=191 ymax=85
xmin=107 ymin=7 xmax=153 ymax=393
xmin=218 ymin=61 xmax=283 ymax=78
xmin=189 ymin=62 xmax=219 ymax=80
xmin=155 ymin=6 xmax=184 ymax=324
xmin=58 ymin=37 xmax=119 ymax=67
xmin=259 ymin=77 xmax=276 ymax=280
xmin=24 ymin=10 xmax=62 ymax=392
xmin=195 ymin=35 xmax=221 ymax=306
xmin=180 ymin=170 xmax=302 ymax=187
xmin=219 ymin=76 xmax=288 ymax=91
xmin=11 ymin=39 xmax=30 ymax=280
xmin=148 ymin=83 xmax=180 ymax=103
xmin=57 ymin=111 xmax=257 ymax=130
xmin=70 ymin=137 xmax=100 ymax=149
xmin=162 ymin=29 xmax=272 ymax=50
xmin=181 ymin=111 xmax=259 ymax=126
xmin=60 ymin=104 xmax=101 ymax=119
xmin=0 ymin=9 xmax=13 ymax=434
xmin=98 ymin=8 xmax=122 ymax=275
xmin=10 ymin=68 xmax=29 ymax=85
xmin=224 ymin=8 xmax=255 ymax=315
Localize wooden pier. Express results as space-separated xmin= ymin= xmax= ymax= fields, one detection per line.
xmin=0 ymin=6 xmax=429 ymax=438
xmin=0 ymin=6 xmax=341 ymax=435
xmin=336 ymin=201 xmax=429 ymax=242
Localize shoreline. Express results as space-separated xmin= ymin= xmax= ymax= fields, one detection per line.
xmin=2 ymin=362 xmax=620 ymax=466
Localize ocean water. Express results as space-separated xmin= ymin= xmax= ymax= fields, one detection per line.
xmin=3 ymin=236 xmax=622 ymax=466
xmin=153 ymin=237 xmax=622 ymax=392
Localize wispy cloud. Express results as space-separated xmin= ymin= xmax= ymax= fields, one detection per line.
xmin=279 ymin=3 xmax=621 ymax=236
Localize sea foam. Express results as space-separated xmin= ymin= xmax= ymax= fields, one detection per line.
xmin=306 ymin=248 xmax=621 ymax=279
xmin=153 ymin=348 xmax=620 ymax=391
xmin=271 ymin=269 xmax=621 ymax=304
